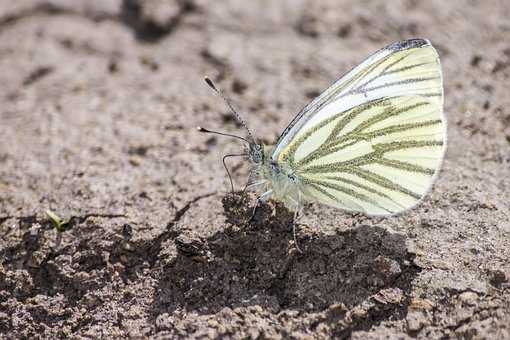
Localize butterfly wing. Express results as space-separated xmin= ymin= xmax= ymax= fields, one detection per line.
xmin=272 ymin=39 xmax=445 ymax=216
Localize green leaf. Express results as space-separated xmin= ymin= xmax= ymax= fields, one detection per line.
xmin=45 ymin=209 xmax=68 ymax=232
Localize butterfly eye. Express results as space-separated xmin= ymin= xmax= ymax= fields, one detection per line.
xmin=270 ymin=161 xmax=280 ymax=174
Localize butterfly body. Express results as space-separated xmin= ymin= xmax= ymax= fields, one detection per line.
xmin=246 ymin=143 xmax=300 ymax=211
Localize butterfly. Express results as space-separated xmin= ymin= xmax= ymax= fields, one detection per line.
xmin=199 ymin=38 xmax=445 ymax=221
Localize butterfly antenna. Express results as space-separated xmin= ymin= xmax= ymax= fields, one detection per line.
xmin=196 ymin=126 xmax=251 ymax=144
xmin=204 ymin=76 xmax=256 ymax=143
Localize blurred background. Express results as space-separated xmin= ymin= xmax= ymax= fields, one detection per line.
xmin=1 ymin=0 xmax=509 ymax=218
xmin=0 ymin=1 xmax=509 ymax=338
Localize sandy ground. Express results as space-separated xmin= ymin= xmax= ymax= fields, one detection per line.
xmin=1 ymin=0 xmax=510 ymax=338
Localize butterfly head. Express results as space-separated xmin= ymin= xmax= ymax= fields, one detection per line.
xmin=248 ymin=143 xmax=264 ymax=164
xmin=200 ymin=76 xmax=269 ymax=191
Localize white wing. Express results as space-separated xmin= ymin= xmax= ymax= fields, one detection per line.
xmin=272 ymin=39 xmax=445 ymax=215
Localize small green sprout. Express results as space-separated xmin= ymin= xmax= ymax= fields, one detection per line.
xmin=45 ymin=209 xmax=69 ymax=232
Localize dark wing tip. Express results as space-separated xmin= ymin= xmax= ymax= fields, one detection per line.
xmin=387 ymin=38 xmax=430 ymax=51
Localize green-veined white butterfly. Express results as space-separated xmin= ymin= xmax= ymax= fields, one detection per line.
xmin=200 ymin=38 xmax=445 ymax=219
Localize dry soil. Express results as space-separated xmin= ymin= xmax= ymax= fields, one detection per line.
xmin=1 ymin=0 xmax=510 ymax=339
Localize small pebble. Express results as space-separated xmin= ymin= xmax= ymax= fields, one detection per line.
xmin=459 ymin=291 xmax=478 ymax=306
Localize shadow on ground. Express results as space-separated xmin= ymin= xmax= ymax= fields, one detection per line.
xmin=152 ymin=194 xmax=421 ymax=321
xmin=0 ymin=193 xmax=420 ymax=336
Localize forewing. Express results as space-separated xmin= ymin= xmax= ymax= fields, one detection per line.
xmin=272 ymin=39 xmax=442 ymax=159
xmin=272 ymin=39 xmax=445 ymax=215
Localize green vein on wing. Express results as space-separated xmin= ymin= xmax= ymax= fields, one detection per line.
xmin=299 ymin=140 xmax=442 ymax=174
xmin=293 ymin=99 xmax=435 ymax=167
xmin=279 ymin=97 xmax=390 ymax=165
xmin=306 ymin=178 xmax=392 ymax=213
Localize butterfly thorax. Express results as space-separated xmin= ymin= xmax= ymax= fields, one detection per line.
xmin=249 ymin=143 xmax=303 ymax=211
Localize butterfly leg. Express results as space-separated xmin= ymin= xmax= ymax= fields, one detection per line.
xmin=288 ymin=193 xmax=303 ymax=252
xmin=246 ymin=201 xmax=259 ymax=226
xmin=246 ymin=189 xmax=273 ymax=225
xmin=243 ymin=179 xmax=267 ymax=193
xmin=241 ymin=168 xmax=256 ymax=194
xmin=292 ymin=209 xmax=303 ymax=253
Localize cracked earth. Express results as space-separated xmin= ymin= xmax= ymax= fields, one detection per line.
xmin=1 ymin=0 xmax=510 ymax=338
